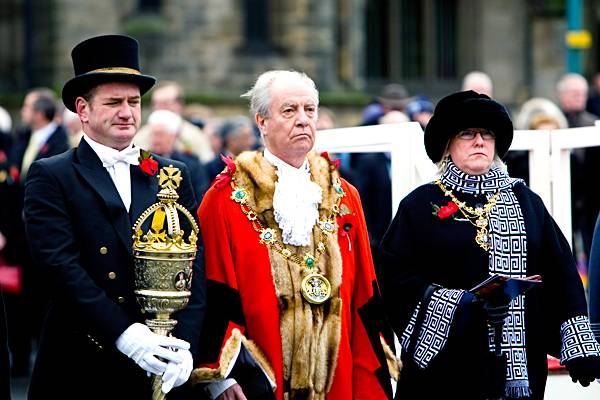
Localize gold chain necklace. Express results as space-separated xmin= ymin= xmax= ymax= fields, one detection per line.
xmin=230 ymin=175 xmax=346 ymax=304
xmin=435 ymin=179 xmax=500 ymax=251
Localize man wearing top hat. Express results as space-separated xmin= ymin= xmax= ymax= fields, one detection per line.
xmin=23 ymin=34 xmax=206 ymax=399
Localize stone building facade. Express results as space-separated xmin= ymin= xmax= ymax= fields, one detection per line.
xmin=0 ymin=0 xmax=597 ymax=110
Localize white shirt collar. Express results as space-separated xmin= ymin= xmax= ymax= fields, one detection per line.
xmin=263 ymin=148 xmax=309 ymax=173
xmin=83 ymin=134 xmax=136 ymax=164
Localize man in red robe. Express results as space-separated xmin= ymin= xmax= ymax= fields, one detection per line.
xmin=189 ymin=70 xmax=398 ymax=399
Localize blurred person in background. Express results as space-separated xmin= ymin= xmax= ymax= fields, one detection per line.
xmin=405 ymin=95 xmax=434 ymax=129
xmin=505 ymin=97 xmax=568 ymax=183
xmin=205 ymin=116 xmax=257 ymax=182
xmin=5 ymin=88 xmax=69 ymax=377
xmin=183 ymin=103 xmax=215 ymax=131
xmin=586 ymin=72 xmax=600 ymax=118
xmin=461 ymin=70 xmax=494 ymax=97
xmin=557 ymin=73 xmax=600 ymax=277
xmin=558 ymin=73 xmax=596 ymax=128
xmin=135 ymin=81 xmax=214 ymax=162
xmin=315 ymin=106 xmax=335 ymax=131
xmin=202 ymin=117 xmax=225 ymax=156
xmin=62 ymin=108 xmax=84 ymax=148
xmin=0 ymin=105 xmax=12 ymax=186
xmin=377 ymin=83 xmax=410 ymax=114
xmin=0 ymin=105 xmax=12 ymax=399
xmin=148 ymin=109 xmax=209 ymax=201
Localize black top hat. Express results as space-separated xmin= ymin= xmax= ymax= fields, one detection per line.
xmin=424 ymin=90 xmax=513 ymax=163
xmin=62 ymin=34 xmax=156 ymax=112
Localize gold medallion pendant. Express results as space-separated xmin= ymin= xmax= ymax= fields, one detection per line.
xmin=301 ymin=273 xmax=331 ymax=304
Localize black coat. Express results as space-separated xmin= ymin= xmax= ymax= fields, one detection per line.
xmin=0 ymin=290 xmax=9 ymax=400
xmin=380 ymin=182 xmax=587 ymax=399
xmin=23 ymin=140 xmax=206 ymax=399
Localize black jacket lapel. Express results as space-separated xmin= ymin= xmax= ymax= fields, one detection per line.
xmin=73 ymin=140 xmax=133 ymax=254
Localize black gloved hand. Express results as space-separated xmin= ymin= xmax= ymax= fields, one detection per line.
xmin=565 ymin=356 xmax=600 ymax=387
xmin=477 ymin=291 xmax=511 ymax=326
xmin=482 ymin=302 xmax=510 ymax=325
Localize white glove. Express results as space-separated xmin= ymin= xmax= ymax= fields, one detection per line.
xmin=116 ymin=323 xmax=190 ymax=376
xmin=161 ymin=348 xmax=193 ymax=394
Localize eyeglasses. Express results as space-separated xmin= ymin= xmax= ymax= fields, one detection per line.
xmin=456 ymin=129 xmax=496 ymax=140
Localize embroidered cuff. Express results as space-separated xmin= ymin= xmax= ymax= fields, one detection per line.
xmin=560 ymin=316 xmax=600 ymax=364
xmin=401 ymin=288 xmax=465 ymax=369
xmin=400 ymin=303 xmax=420 ymax=351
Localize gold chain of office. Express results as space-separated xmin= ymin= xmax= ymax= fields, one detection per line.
xmin=435 ymin=179 xmax=501 ymax=251
xmin=229 ymin=176 xmax=346 ymax=304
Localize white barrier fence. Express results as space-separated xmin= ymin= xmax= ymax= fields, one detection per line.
xmin=315 ymin=122 xmax=600 ymax=249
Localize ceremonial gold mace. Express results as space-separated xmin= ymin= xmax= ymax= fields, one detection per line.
xmin=132 ymin=165 xmax=199 ymax=400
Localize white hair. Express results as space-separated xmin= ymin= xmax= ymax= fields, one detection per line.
xmin=147 ymin=109 xmax=182 ymax=135
xmin=514 ymin=97 xmax=568 ymax=130
xmin=556 ymin=73 xmax=588 ymax=93
xmin=0 ymin=106 xmax=11 ymax=133
xmin=461 ymin=71 xmax=493 ymax=96
xmin=241 ymin=70 xmax=319 ymax=117
xmin=379 ymin=110 xmax=409 ymax=124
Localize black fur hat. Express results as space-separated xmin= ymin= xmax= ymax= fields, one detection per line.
xmin=62 ymin=35 xmax=156 ymax=112
xmin=424 ymin=90 xmax=513 ymax=163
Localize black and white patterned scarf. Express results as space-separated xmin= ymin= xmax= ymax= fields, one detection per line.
xmin=443 ymin=161 xmax=531 ymax=398
xmin=403 ymin=160 xmax=600 ymax=398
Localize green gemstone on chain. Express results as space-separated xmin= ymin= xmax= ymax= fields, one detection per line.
xmin=235 ymin=190 xmax=246 ymax=199
xmin=305 ymin=256 xmax=315 ymax=268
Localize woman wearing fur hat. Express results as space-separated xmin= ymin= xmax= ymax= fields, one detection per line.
xmin=379 ymin=91 xmax=600 ymax=399
xmin=188 ymin=70 xmax=397 ymax=400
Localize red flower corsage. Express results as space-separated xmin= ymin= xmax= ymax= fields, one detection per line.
xmin=320 ymin=151 xmax=341 ymax=170
xmin=213 ymin=154 xmax=236 ymax=189
xmin=138 ymin=149 xmax=158 ymax=176
xmin=338 ymin=213 xmax=353 ymax=238
xmin=431 ymin=201 xmax=459 ymax=220
xmin=337 ymin=204 xmax=355 ymax=251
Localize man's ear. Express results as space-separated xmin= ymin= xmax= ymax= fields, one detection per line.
xmin=255 ymin=112 xmax=267 ymax=137
xmin=75 ymin=97 xmax=89 ymax=123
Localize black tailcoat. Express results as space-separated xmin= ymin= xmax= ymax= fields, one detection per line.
xmin=23 ymin=139 xmax=206 ymax=399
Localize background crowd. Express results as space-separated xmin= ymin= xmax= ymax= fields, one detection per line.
xmin=2 ymin=67 xmax=600 ymax=395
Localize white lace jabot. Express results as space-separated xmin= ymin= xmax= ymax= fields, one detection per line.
xmin=263 ymin=148 xmax=322 ymax=246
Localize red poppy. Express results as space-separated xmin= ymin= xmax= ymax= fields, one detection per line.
xmin=38 ymin=144 xmax=49 ymax=155
xmin=138 ymin=150 xmax=158 ymax=176
xmin=436 ymin=201 xmax=459 ymax=220
xmin=337 ymin=213 xmax=354 ymax=237
xmin=213 ymin=154 xmax=236 ymax=189
xmin=320 ymin=152 xmax=341 ymax=170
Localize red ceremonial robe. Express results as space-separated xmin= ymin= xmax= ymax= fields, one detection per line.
xmin=191 ymin=151 xmax=396 ymax=399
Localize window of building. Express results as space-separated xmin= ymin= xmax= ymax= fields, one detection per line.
xmin=240 ymin=0 xmax=284 ymax=54
xmin=138 ymin=0 xmax=161 ymax=13
xmin=365 ymin=0 xmax=458 ymax=84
